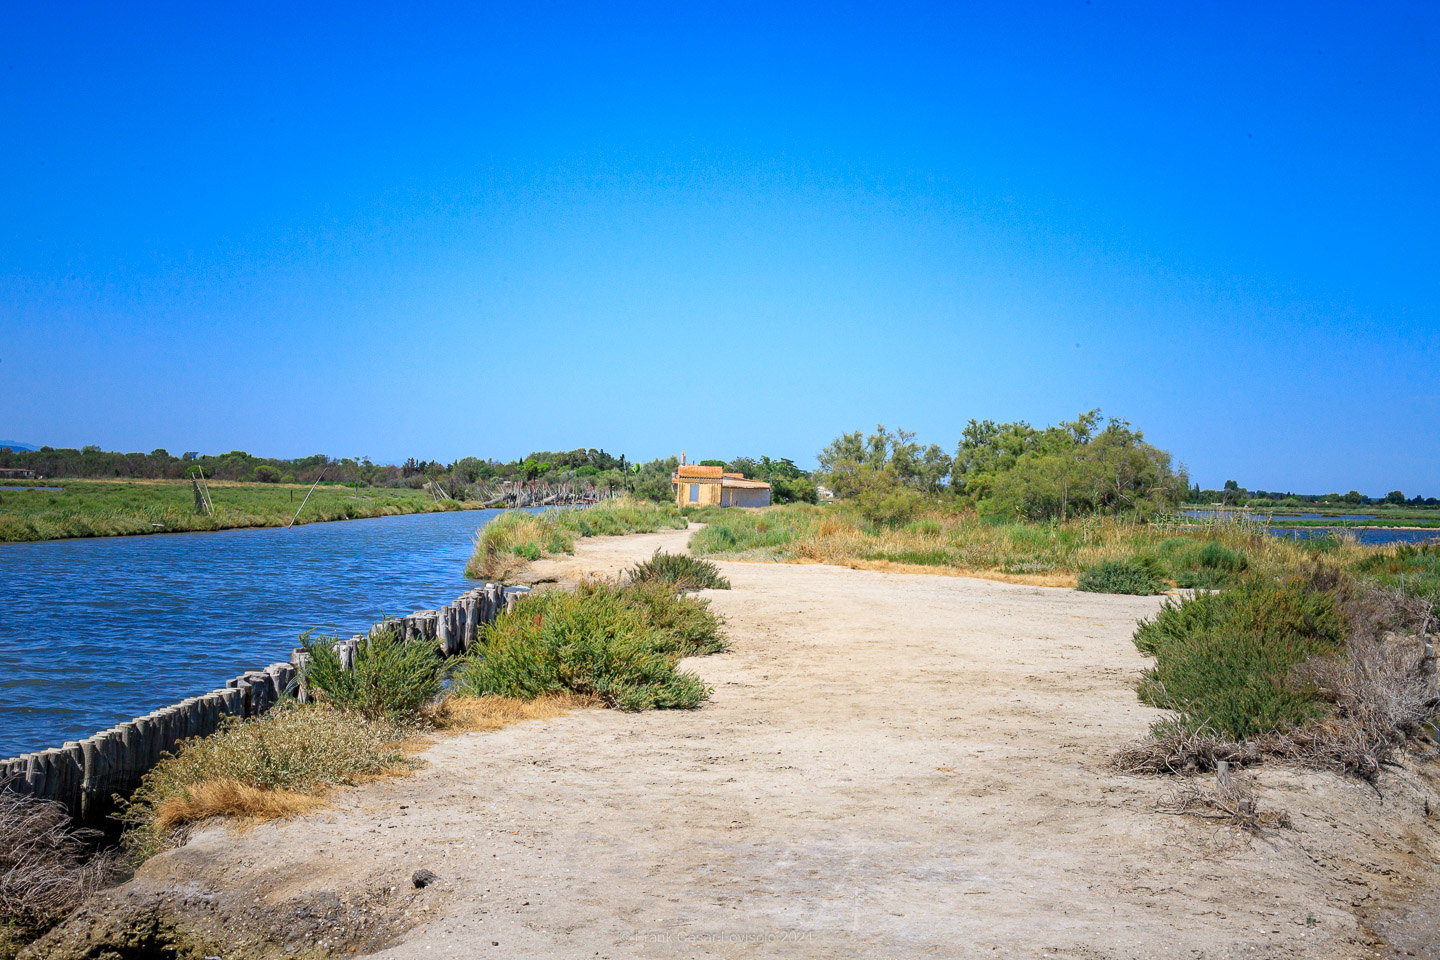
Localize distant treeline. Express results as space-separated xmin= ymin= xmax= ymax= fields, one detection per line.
xmin=1187 ymin=480 xmax=1437 ymax=508
xmin=0 ymin=445 xmax=820 ymax=505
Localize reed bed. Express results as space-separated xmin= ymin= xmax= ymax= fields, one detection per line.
xmin=686 ymin=503 xmax=1389 ymax=587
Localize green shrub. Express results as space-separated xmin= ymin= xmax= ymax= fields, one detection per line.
xmin=853 ymin=483 xmax=924 ymax=526
xmin=628 ymin=550 xmax=731 ymax=591
xmin=1077 ymin=557 xmax=1167 ymax=595
xmin=453 ymin=582 xmax=723 ymax=710
xmin=1133 ymin=570 xmax=1347 ymax=740
xmin=1172 ymin=541 xmax=1250 ymax=589
xmin=300 ymin=628 xmax=444 ymax=722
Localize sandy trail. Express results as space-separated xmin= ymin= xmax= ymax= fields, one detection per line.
xmin=44 ymin=528 xmax=1439 ymax=959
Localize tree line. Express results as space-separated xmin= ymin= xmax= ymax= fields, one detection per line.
xmin=1188 ymin=480 xmax=1437 ymax=508
xmin=0 ymin=445 xmax=820 ymax=504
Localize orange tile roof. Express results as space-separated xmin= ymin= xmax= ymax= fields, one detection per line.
xmin=675 ymin=465 xmax=724 ymax=479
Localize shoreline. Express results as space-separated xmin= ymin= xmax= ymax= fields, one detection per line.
xmin=0 ymin=497 xmax=496 ymax=546
xmin=30 ymin=527 xmax=1439 ymax=959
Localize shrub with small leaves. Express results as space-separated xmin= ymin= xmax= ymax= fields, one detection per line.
xmin=1077 ymin=557 xmax=1168 ymax=595
xmin=453 ymin=581 xmax=724 ymax=710
xmin=300 ymin=627 xmax=444 ymax=722
xmin=628 ymin=550 xmax=731 ymax=591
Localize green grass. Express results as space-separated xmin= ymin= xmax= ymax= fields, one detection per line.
xmin=0 ymin=479 xmax=488 ymax=543
xmin=452 ymin=581 xmax=725 ymax=710
xmin=1133 ymin=571 xmax=1347 ymax=740
xmin=1348 ymin=542 xmax=1440 ymax=603
xmin=686 ymin=501 xmax=1440 ymax=597
xmin=466 ymin=499 xmax=689 ymax=580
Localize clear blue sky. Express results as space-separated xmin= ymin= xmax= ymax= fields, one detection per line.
xmin=3 ymin=2 xmax=1436 ymax=494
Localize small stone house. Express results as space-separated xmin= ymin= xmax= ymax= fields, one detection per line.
xmin=672 ymin=464 xmax=771 ymax=508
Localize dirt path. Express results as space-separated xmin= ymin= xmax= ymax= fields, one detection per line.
xmin=37 ymin=528 xmax=1440 ymax=959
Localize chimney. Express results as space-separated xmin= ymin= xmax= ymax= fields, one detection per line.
xmin=680 ymin=451 xmax=686 ymax=466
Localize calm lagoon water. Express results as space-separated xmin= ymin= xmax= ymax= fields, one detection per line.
xmin=0 ymin=509 xmax=499 ymax=757
xmin=1266 ymin=527 xmax=1440 ymax=546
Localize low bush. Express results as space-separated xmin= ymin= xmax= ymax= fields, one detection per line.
xmin=1170 ymin=541 xmax=1250 ymax=589
xmin=453 ymin=582 xmax=724 ymax=711
xmin=120 ymin=705 xmax=414 ymax=853
xmin=1134 ymin=570 xmax=1346 ymax=740
xmin=1122 ymin=567 xmax=1440 ymax=779
xmin=299 ymin=627 xmax=445 ymax=722
xmin=628 ymin=550 xmax=730 ymax=591
xmin=0 ymin=793 xmax=117 ymax=954
xmin=1077 ymin=557 xmax=1168 ymax=595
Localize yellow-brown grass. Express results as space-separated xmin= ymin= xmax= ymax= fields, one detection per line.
xmin=817 ymin=556 xmax=1079 ymax=588
xmin=691 ymin=503 xmax=1393 ymax=587
xmin=431 ymin=693 xmax=599 ymax=733
xmin=151 ymin=779 xmax=326 ymax=830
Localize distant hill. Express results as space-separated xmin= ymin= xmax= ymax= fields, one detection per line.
xmin=0 ymin=440 xmax=38 ymax=451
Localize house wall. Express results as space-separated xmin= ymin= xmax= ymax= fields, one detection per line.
xmin=675 ymin=479 xmax=723 ymax=507
xmin=727 ymin=486 xmax=771 ymax=508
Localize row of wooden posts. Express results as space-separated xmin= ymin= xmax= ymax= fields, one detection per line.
xmin=0 ymin=581 xmax=531 ymax=822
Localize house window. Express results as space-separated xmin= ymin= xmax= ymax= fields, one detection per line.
xmin=689 ymin=483 xmax=699 ymax=502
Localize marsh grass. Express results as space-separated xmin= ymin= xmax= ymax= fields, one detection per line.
xmin=0 ymin=479 xmax=484 ymax=543
xmin=686 ymin=503 xmax=1392 ymax=587
xmin=466 ymin=499 xmax=688 ymax=580
xmin=453 ymin=581 xmax=725 ymax=710
xmin=119 ymin=705 xmax=416 ymax=854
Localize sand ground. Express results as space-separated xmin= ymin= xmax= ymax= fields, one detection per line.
xmin=35 ymin=528 xmax=1440 ymax=959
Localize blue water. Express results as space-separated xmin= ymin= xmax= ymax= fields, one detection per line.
xmin=0 ymin=510 xmax=499 ymax=758
xmin=1183 ymin=509 xmax=1379 ymax=521
xmin=1267 ymin=527 xmax=1440 ymax=546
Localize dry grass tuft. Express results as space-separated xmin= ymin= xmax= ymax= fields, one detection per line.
xmin=151 ymin=779 xmax=326 ymax=831
xmin=121 ymin=705 xmax=417 ymax=855
xmin=0 ymin=792 xmax=118 ymax=948
xmin=431 ymin=693 xmax=599 ymax=733
xmin=1156 ymin=763 xmax=1292 ymax=834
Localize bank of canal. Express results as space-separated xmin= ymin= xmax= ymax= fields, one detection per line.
xmin=0 ymin=509 xmax=502 ymax=757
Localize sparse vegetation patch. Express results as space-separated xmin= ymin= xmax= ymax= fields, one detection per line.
xmin=453 ymin=581 xmax=725 ymax=710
